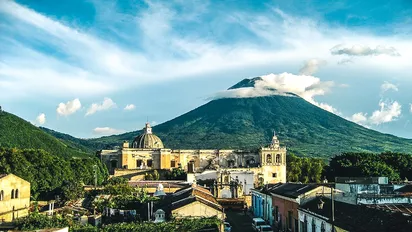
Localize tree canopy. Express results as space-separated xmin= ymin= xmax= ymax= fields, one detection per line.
xmin=0 ymin=148 xmax=108 ymax=199
xmin=325 ymin=152 xmax=412 ymax=182
xmin=287 ymin=154 xmax=325 ymax=183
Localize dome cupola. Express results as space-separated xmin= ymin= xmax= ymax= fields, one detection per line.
xmin=132 ymin=122 xmax=164 ymax=149
xmin=270 ymin=130 xmax=280 ymax=149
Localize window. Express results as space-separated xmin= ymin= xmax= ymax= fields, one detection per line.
xmin=11 ymin=189 xmax=14 ymax=199
xmin=304 ymin=215 xmax=308 ymax=232
xmin=266 ymin=154 xmax=272 ymax=163
xmin=171 ymin=160 xmax=176 ymax=167
xmin=321 ymin=222 xmax=326 ymax=232
xmin=228 ymin=160 xmax=235 ymax=167
xmin=288 ymin=211 xmax=293 ymax=229
xmin=274 ymin=206 xmax=279 ymax=221
xmin=147 ymin=159 xmax=153 ymax=167
xmin=136 ymin=160 xmax=143 ymax=168
xmin=0 ymin=190 xmax=3 ymax=201
xmin=272 ymin=173 xmax=277 ymax=178
xmin=312 ymin=218 xmax=316 ymax=232
xmin=276 ymin=154 xmax=281 ymax=163
xmin=15 ymin=189 xmax=19 ymax=199
xmin=295 ymin=219 xmax=299 ymax=232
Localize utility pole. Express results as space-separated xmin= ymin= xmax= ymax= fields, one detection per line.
xmin=331 ymin=186 xmax=335 ymax=231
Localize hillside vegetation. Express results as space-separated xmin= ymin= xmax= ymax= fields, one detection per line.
xmin=0 ymin=111 xmax=91 ymax=158
xmin=86 ymin=93 xmax=412 ymax=158
xmin=30 ymin=77 xmax=412 ymax=158
xmin=0 ymin=148 xmax=108 ymax=199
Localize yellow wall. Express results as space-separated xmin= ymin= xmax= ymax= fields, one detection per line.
xmin=0 ymin=174 xmax=30 ymax=222
xmin=172 ymin=201 xmax=225 ymax=220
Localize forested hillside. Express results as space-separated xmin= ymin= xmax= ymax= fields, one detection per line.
xmin=0 ymin=111 xmax=91 ymax=158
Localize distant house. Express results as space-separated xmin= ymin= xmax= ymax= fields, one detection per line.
xmin=0 ymin=174 xmax=31 ymax=222
xmin=298 ymin=197 xmax=412 ymax=232
xmin=251 ymin=183 xmax=332 ymax=232
xmin=128 ymin=180 xmax=190 ymax=194
xmin=158 ymin=183 xmax=225 ymax=220
xmin=334 ymin=177 xmax=412 ymax=205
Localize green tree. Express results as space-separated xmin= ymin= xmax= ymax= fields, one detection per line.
xmin=165 ymin=168 xmax=187 ymax=180
xmin=61 ymin=180 xmax=84 ymax=201
xmin=106 ymin=177 xmax=128 ymax=185
xmin=326 ymin=152 xmax=403 ymax=182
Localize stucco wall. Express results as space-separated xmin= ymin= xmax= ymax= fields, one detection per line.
xmin=298 ymin=210 xmax=333 ymax=232
xmin=0 ymin=174 xmax=30 ymax=222
xmin=172 ymin=201 xmax=225 ymax=220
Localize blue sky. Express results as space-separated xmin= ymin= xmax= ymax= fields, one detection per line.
xmin=1 ymin=0 xmax=412 ymax=138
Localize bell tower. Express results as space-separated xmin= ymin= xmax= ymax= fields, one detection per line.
xmin=259 ymin=129 xmax=287 ymax=184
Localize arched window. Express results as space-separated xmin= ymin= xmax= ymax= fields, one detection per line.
xmin=136 ymin=159 xmax=143 ymax=168
xmin=312 ymin=218 xmax=316 ymax=232
xmin=266 ymin=154 xmax=272 ymax=163
xmin=0 ymin=190 xmax=3 ymax=201
xmin=11 ymin=189 xmax=14 ymax=199
xmin=147 ymin=159 xmax=153 ymax=167
xmin=276 ymin=154 xmax=281 ymax=163
xmin=15 ymin=189 xmax=19 ymax=199
xmin=321 ymin=222 xmax=326 ymax=232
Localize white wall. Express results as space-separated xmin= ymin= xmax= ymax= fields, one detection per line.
xmin=298 ymin=210 xmax=333 ymax=232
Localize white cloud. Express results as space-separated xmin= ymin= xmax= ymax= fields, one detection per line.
xmin=381 ymin=81 xmax=398 ymax=93
xmin=369 ymin=101 xmax=402 ymax=125
xmin=410 ymin=104 xmax=412 ymax=113
xmin=151 ymin=121 xmax=158 ymax=126
xmin=331 ymin=44 xmax=400 ymax=56
xmin=212 ymin=72 xmax=339 ymax=114
xmin=86 ymin=97 xmax=116 ymax=116
xmin=299 ymin=59 xmax=327 ymax=75
xmin=337 ymin=58 xmax=353 ymax=65
xmin=124 ymin=104 xmax=136 ymax=111
xmin=352 ymin=100 xmax=402 ymax=126
xmin=350 ymin=101 xmax=402 ymax=126
xmin=35 ymin=113 xmax=46 ymax=125
xmin=350 ymin=112 xmax=368 ymax=124
xmin=56 ymin=98 xmax=81 ymax=116
xmin=1 ymin=0 xmax=411 ymax=102
xmin=93 ymin=127 xmax=125 ymax=136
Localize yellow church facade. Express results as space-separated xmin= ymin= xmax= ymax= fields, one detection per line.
xmin=100 ymin=123 xmax=287 ymax=185
xmin=0 ymin=174 xmax=30 ymax=222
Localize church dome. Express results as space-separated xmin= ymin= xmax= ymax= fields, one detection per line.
xmin=132 ymin=123 xmax=164 ymax=149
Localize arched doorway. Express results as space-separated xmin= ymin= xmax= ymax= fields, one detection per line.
xmin=246 ymin=158 xmax=255 ymax=166
xmin=187 ymin=160 xmax=195 ymax=173
xmin=110 ymin=160 xmax=118 ymax=169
